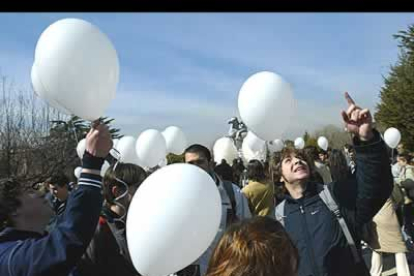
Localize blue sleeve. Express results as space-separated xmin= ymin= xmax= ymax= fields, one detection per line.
xmin=344 ymin=130 xmax=393 ymax=227
xmin=7 ymin=173 xmax=103 ymax=276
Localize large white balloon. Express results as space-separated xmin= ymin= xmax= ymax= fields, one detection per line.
xmin=384 ymin=127 xmax=401 ymax=149
xmin=76 ymin=138 xmax=86 ymax=159
xmin=34 ymin=18 xmax=119 ymax=120
xmin=31 ymin=63 xmax=71 ymax=114
xmin=213 ymin=137 xmax=238 ymax=164
xmin=116 ymin=136 xmax=141 ymax=165
xmin=74 ymin=167 xmax=82 ymax=179
xmin=113 ymin=139 xmax=120 ymax=149
xmin=238 ymin=71 xmax=295 ymax=141
xmin=127 ymin=164 xmax=221 ymax=276
xmin=317 ymin=136 xmax=329 ymax=151
xmin=136 ymin=129 xmax=167 ymax=168
xmin=162 ymin=126 xmax=187 ymax=155
xmin=294 ymin=137 xmax=305 ymax=150
xmin=268 ymin=139 xmax=284 ymax=152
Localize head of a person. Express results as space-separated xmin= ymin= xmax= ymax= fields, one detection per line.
xmin=184 ymin=144 xmax=213 ymax=174
xmin=206 ymin=216 xmax=299 ymax=276
xmin=214 ymin=162 xmax=234 ymax=183
xmin=328 ymin=149 xmax=349 ymax=182
xmin=397 ymin=152 xmax=411 ymax=167
xmin=103 ymin=163 xmax=147 ymax=210
xmin=246 ymin=159 xmax=266 ymax=182
xmin=276 ymin=147 xmax=310 ymax=186
xmin=318 ymin=150 xmax=328 ymax=163
xmin=0 ymin=178 xmax=53 ymax=233
xmin=44 ymin=174 xmax=70 ymax=202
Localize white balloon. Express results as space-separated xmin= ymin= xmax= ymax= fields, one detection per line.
xmin=238 ymin=71 xmax=295 ymax=141
xmin=74 ymin=167 xmax=82 ymax=179
xmin=76 ymin=138 xmax=86 ymax=159
xmin=242 ymin=132 xmax=267 ymax=162
xmin=136 ymin=129 xmax=167 ymax=168
xmin=31 ymin=63 xmax=71 ymax=114
xmin=213 ymin=137 xmax=238 ymax=164
xmin=116 ymin=136 xmax=141 ymax=165
xmin=269 ymin=139 xmax=284 ymax=152
xmin=294 ymin=137 xmax=305 ymax=150
xmin=101 ymin=161 xmax=110 ymax=177
xmin=34 ymin=18 xmax=119 ymax=120
xmin=162 ymin=126 xmax=187 ymax=155
xmin=158 ymin=157 xmax=168 ymax=168
xmin=112 ymin=139 xmax=120 ymax=149
xmin=244 ymin=131 xmax=266 ymax=152
xmin=384 ymin=127 xmax=401 ymax=149
xmin=127 ymin=164 xmax=221 ymax=276
xmin=317 ymin=136 xmax=329 ymax=151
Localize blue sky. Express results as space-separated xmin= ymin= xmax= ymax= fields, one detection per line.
xmin=0 ymin=13 xmax=413 ymax=146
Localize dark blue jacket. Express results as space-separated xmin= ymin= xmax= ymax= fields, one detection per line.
xmin=283 ymin=131 xmax=393 ymax=276
xmin=0 ymin=173 xmax=103 ymax=276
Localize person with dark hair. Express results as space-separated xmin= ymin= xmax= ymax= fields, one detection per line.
xmin=231 ymin=158 xmax=245 ymax=187
xmin=302 ymin=146 xmax=324 ymax=184
xmin=328 ymin=149 xmax=352 ymax=182
xmin=214 ymin=159 xmax=234 ymax=183
xmin=242 ymin=159 xmax=275 ymax=217
xmin=184 ymin=144 xmax=251 ymax=276
xmin=0 ymin=122 xmax=113 ymax=276
xmin=205 ymin=216 xmax=299 ymax=276
xmin=77 ymin=162 xmax=147 ymax=276
xmin=274 ymin=93 xmax=393 ymax=276
xmin=395 ymin=152 xmax=414 ymax=241
xmin=304 ymin=146 xmax=332 ymax=184
xmin=42 ymin=173 xmax=72 ymax=232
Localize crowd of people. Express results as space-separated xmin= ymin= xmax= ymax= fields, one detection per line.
xmin=0 ymin=94 xmax=413 ymax=276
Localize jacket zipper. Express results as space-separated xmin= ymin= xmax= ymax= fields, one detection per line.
xmin=299 ymin=204 xmax=320 ymax=276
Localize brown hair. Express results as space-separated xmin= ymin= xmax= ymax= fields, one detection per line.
xmin=205 ymin=216 xmax=299 ymax=276
xmin=103 ymin=163 xmax=147 ymax=204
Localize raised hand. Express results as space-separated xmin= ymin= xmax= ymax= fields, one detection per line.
xmin=85 ymin=121 xmax=113 ymax=158
xmin=341 ymin=92 xmax=374 ymax=141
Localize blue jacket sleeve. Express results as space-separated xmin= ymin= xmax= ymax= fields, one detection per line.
xmin=349 ymin=130 xmax=393 ymax=227
xmin=7 ymin=173 xmax=103 ymax=276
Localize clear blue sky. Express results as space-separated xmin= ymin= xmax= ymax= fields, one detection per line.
xmin=0 ymin=13 xmax=413 ymax=146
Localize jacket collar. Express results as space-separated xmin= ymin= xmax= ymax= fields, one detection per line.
xmin=0 ymin=227 xmax=43 ymax=243
xmin=284 ymin=181 xmax=320 ymax=203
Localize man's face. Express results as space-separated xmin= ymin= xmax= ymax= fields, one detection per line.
xmin=15 ymin=191 xmax=54 ymax=229
xmin=185 ymin=152 xmax=211 ymax=174
xmin=318 ymin=153 xmax=327 ymax=163
xmin=281 ymin=154 xmax=310 ymax=184
xmin=48 ymin=183 xmax=69 ymax=202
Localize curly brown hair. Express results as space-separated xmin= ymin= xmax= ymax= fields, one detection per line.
xmin=206 ymin=216 xmax=299 ymax=276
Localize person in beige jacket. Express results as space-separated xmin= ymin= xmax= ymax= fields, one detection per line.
xmin=366 ymin=195 xmax=410 ymax=276
xmin=242 ymin=159 xmax=275 ymax=217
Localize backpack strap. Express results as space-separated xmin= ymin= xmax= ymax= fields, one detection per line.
xmin=222 ymin=180 xmax=237 ymax=216
xmin=275 ymin=200 xmax=286 ymax=226
xmin=318 ymin=185 xmax=361 ymax=263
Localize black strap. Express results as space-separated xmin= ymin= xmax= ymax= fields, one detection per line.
xmin=222 ymin=180 xmax=236 ymax=215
